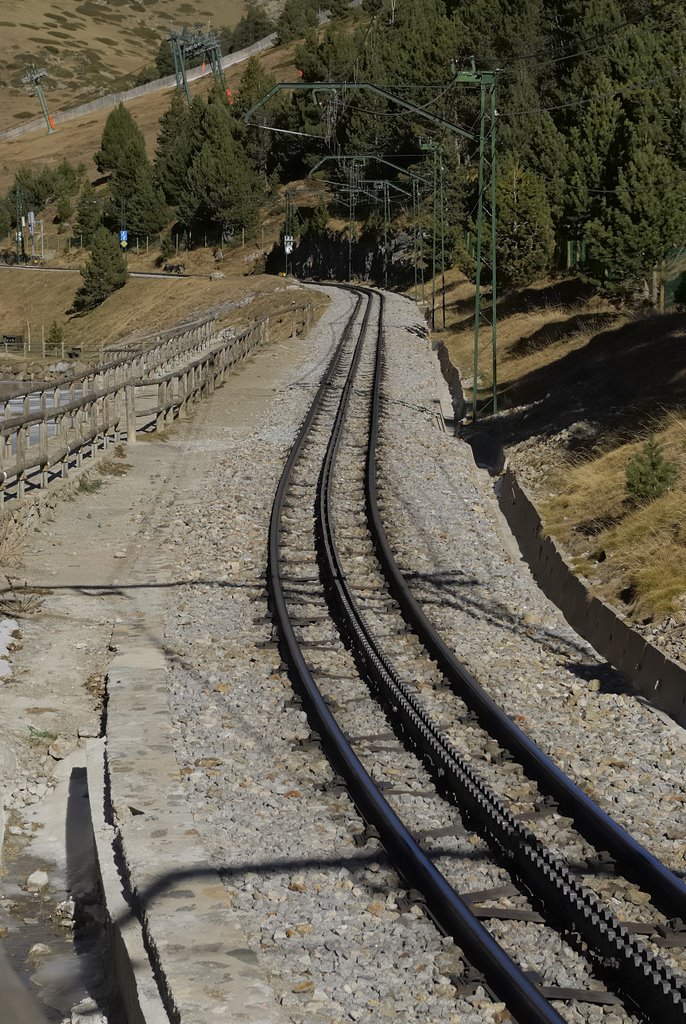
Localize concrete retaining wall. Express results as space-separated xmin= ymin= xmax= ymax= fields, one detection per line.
xmin=498 ymin=468 xmax=686 ymax=726
xmin=432 ymin=341 xmax=466 ymax=422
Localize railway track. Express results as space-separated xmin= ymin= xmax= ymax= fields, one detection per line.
xmin=268 ymin=285 xmax=686 ymax=1024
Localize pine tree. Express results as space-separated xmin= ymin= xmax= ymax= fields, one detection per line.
xmin=0 ymin=199 xmax=10 ymax=240
xmin=178 ymin=101 xmax=263 ymax=236
xmin=585 ymin=139 xmax=686 ymax=292
xmin=276 ymin=0 xmax=319 ymax=45
xmin=75 ymin=183 xmax=102 ymax=245
xmin=154 ymin=38 xmax=175 ymax=77
xmin=626 ymin=436 xmax=678 ymax=505
xmin=155 ymin=94 xmax=205 ymax=206
xmin=223 ymin=1 xmax=276 ymax=53
xmin=110 ymin=149 xmax=168 ymax=236
xmin=496 ymin=155 xmax=554 ymax=286
xmin=237 ymin=58 xmax=278 ymax=177
xmin=307 ymin=199 xmax=330 ymax=235
xmin=47 ymin=320 xmax=64 ymax=350
xmin=73 ymin=227 xmax=128 ymax=312
xmin=564 ymin=75 xmax=627 ymax=239
xmin=94 ymin=104 xmax=147 ymax=175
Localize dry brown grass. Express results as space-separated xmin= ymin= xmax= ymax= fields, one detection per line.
xmin=432 ymin=267 xmax=686 ymax=621
xmin=543 ymin=413 xmax=686 ymax=619
xmin=438 ymin=270 xmax=620 ymax=407
xmin=0 ymin=38 xmax=301 ymax=194
xmin=0 ymin=0 xmax=248 ymax=131
xmin=0 ymin=266 xmax=325 ymax=363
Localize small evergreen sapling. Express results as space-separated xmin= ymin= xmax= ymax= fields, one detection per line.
xmin=625 ymin=436 xmax=678 ymax=506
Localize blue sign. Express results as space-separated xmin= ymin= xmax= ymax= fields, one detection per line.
xmin=119 ymin=230 xmax=128 ymax=242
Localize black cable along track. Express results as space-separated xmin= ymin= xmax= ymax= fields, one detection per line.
xmin=268 ymin=284 xmax=686 ymax=1023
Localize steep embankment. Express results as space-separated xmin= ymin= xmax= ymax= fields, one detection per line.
xmin=441 ymin=270 xmax=686 ymax=655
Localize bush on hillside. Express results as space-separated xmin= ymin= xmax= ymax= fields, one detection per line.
xmin=626 ymin=436 xmax=678 ymax=506
xmin=72 ymin=227 xmax=128 ymax=312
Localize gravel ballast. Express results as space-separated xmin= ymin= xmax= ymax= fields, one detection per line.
xmin=133 ymin=286 xmax=684 ymax=1022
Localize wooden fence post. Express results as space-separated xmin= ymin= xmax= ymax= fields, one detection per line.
xmin=125 ymin=385 xmax=137 ymax=444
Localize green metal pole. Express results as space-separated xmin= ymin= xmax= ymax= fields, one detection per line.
xmin=383 ymin=181 xmax=389 ymax=290
xmin=348 ymin=169 xmax=354 ymax=281
xmin=34 ymin=84 xmax=54 ymax=134
xmin=490 ymin=83 xmax=498 ymax=415
xmin=412 ymin=179 xmax=419 ymax=303
xmin=472 ymin=82 xmax=487 ymax=421
xmin=440 ymin=147 xmax=446 ymax=329
xmin=431 ymin=148 xmax=437 ymax=330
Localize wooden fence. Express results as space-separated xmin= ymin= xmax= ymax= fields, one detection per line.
xmin=0 ymin=303 xmax=314 ymax=504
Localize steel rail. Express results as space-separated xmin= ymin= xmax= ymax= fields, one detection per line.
xmin=269 ymin=287 xmax=566 ymax=1024
xmin=365 ymin=300 xmax=686 ymax=919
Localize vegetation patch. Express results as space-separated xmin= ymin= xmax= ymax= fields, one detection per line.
xmin=77 ymin=477 xmax=103 ymax=494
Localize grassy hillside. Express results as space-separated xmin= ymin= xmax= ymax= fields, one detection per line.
xmin=0 ymin=0 xmax=249 ymax=131
xmin=0 ymin=37 xmax=299 ymax=195
xmin=442 ymin=272 xmax=686 ymax=626
xmin=0 ymin=263 xmax=323 ymax=366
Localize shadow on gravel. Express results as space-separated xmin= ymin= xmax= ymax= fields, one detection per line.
xmin=110 ymin=845 xmax=496 ymax=929
xmin=402 ymin=568 xmax=591 ymax=658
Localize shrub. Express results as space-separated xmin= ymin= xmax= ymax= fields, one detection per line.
xmin=72 ymin=227 xmax=128 ymax=312
xmin=625 ymin=436 xmax=678 ymax=506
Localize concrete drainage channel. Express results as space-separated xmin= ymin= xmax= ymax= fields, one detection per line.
xmin=0 ymin=742 xmax=168 ymax=1024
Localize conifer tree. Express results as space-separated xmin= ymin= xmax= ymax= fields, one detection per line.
xmin=237 ymin=58 xmax=278 ymax=177
xmin=94 ymin=103 xmax=146 ymax=175
xmin=47 ymin=320 xmax=64 ymax=350
xmin=73 ymin=227 xmax=128 ymax=312
xmin=276 ymin=0 xmax=319 ymax=45
xmin=109 ymin=148 xmax=168 ymax=236
xmin=223 ymin=1 xmax=276 ymax=53
xmin=178 ymin=100 xmax=263 ymax=237
xmin=496 ymin=155 xmax=554 ymax=286
xmin=585 ymin=139 xmax=686 ymax=292
xmin=75 ymin=183 xmax=102 ymax=245
xmin=155 ymin=95 xmax=205 ymax=206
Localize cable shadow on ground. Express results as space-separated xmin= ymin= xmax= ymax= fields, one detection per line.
xmin=109 ymin=843 xmax=510 ymax=933
xmin=401 ymin=567 xmax=592 ymax=661
xmin=400 ymin=568 xmax=634 ymax=694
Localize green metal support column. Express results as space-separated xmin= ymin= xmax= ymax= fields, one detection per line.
xmin=472 ymin=82 xmax=487 ymax=421
xmin=34 ymin=84 xmax=54 ymax=134
xmin=383 ymin=181 xmax=390 ymax=290
xmin=439 ymin=149 xmax=446 ymax=329
xmin=22 ymin=68 xmax=54 ymax=134
xmin=490 ymin=82 xmax=498 ymax=414
xmin=412 ymin=179 xmax=419 ymax=303
xmin=431 ymin=148 xmax=438 ymax=329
